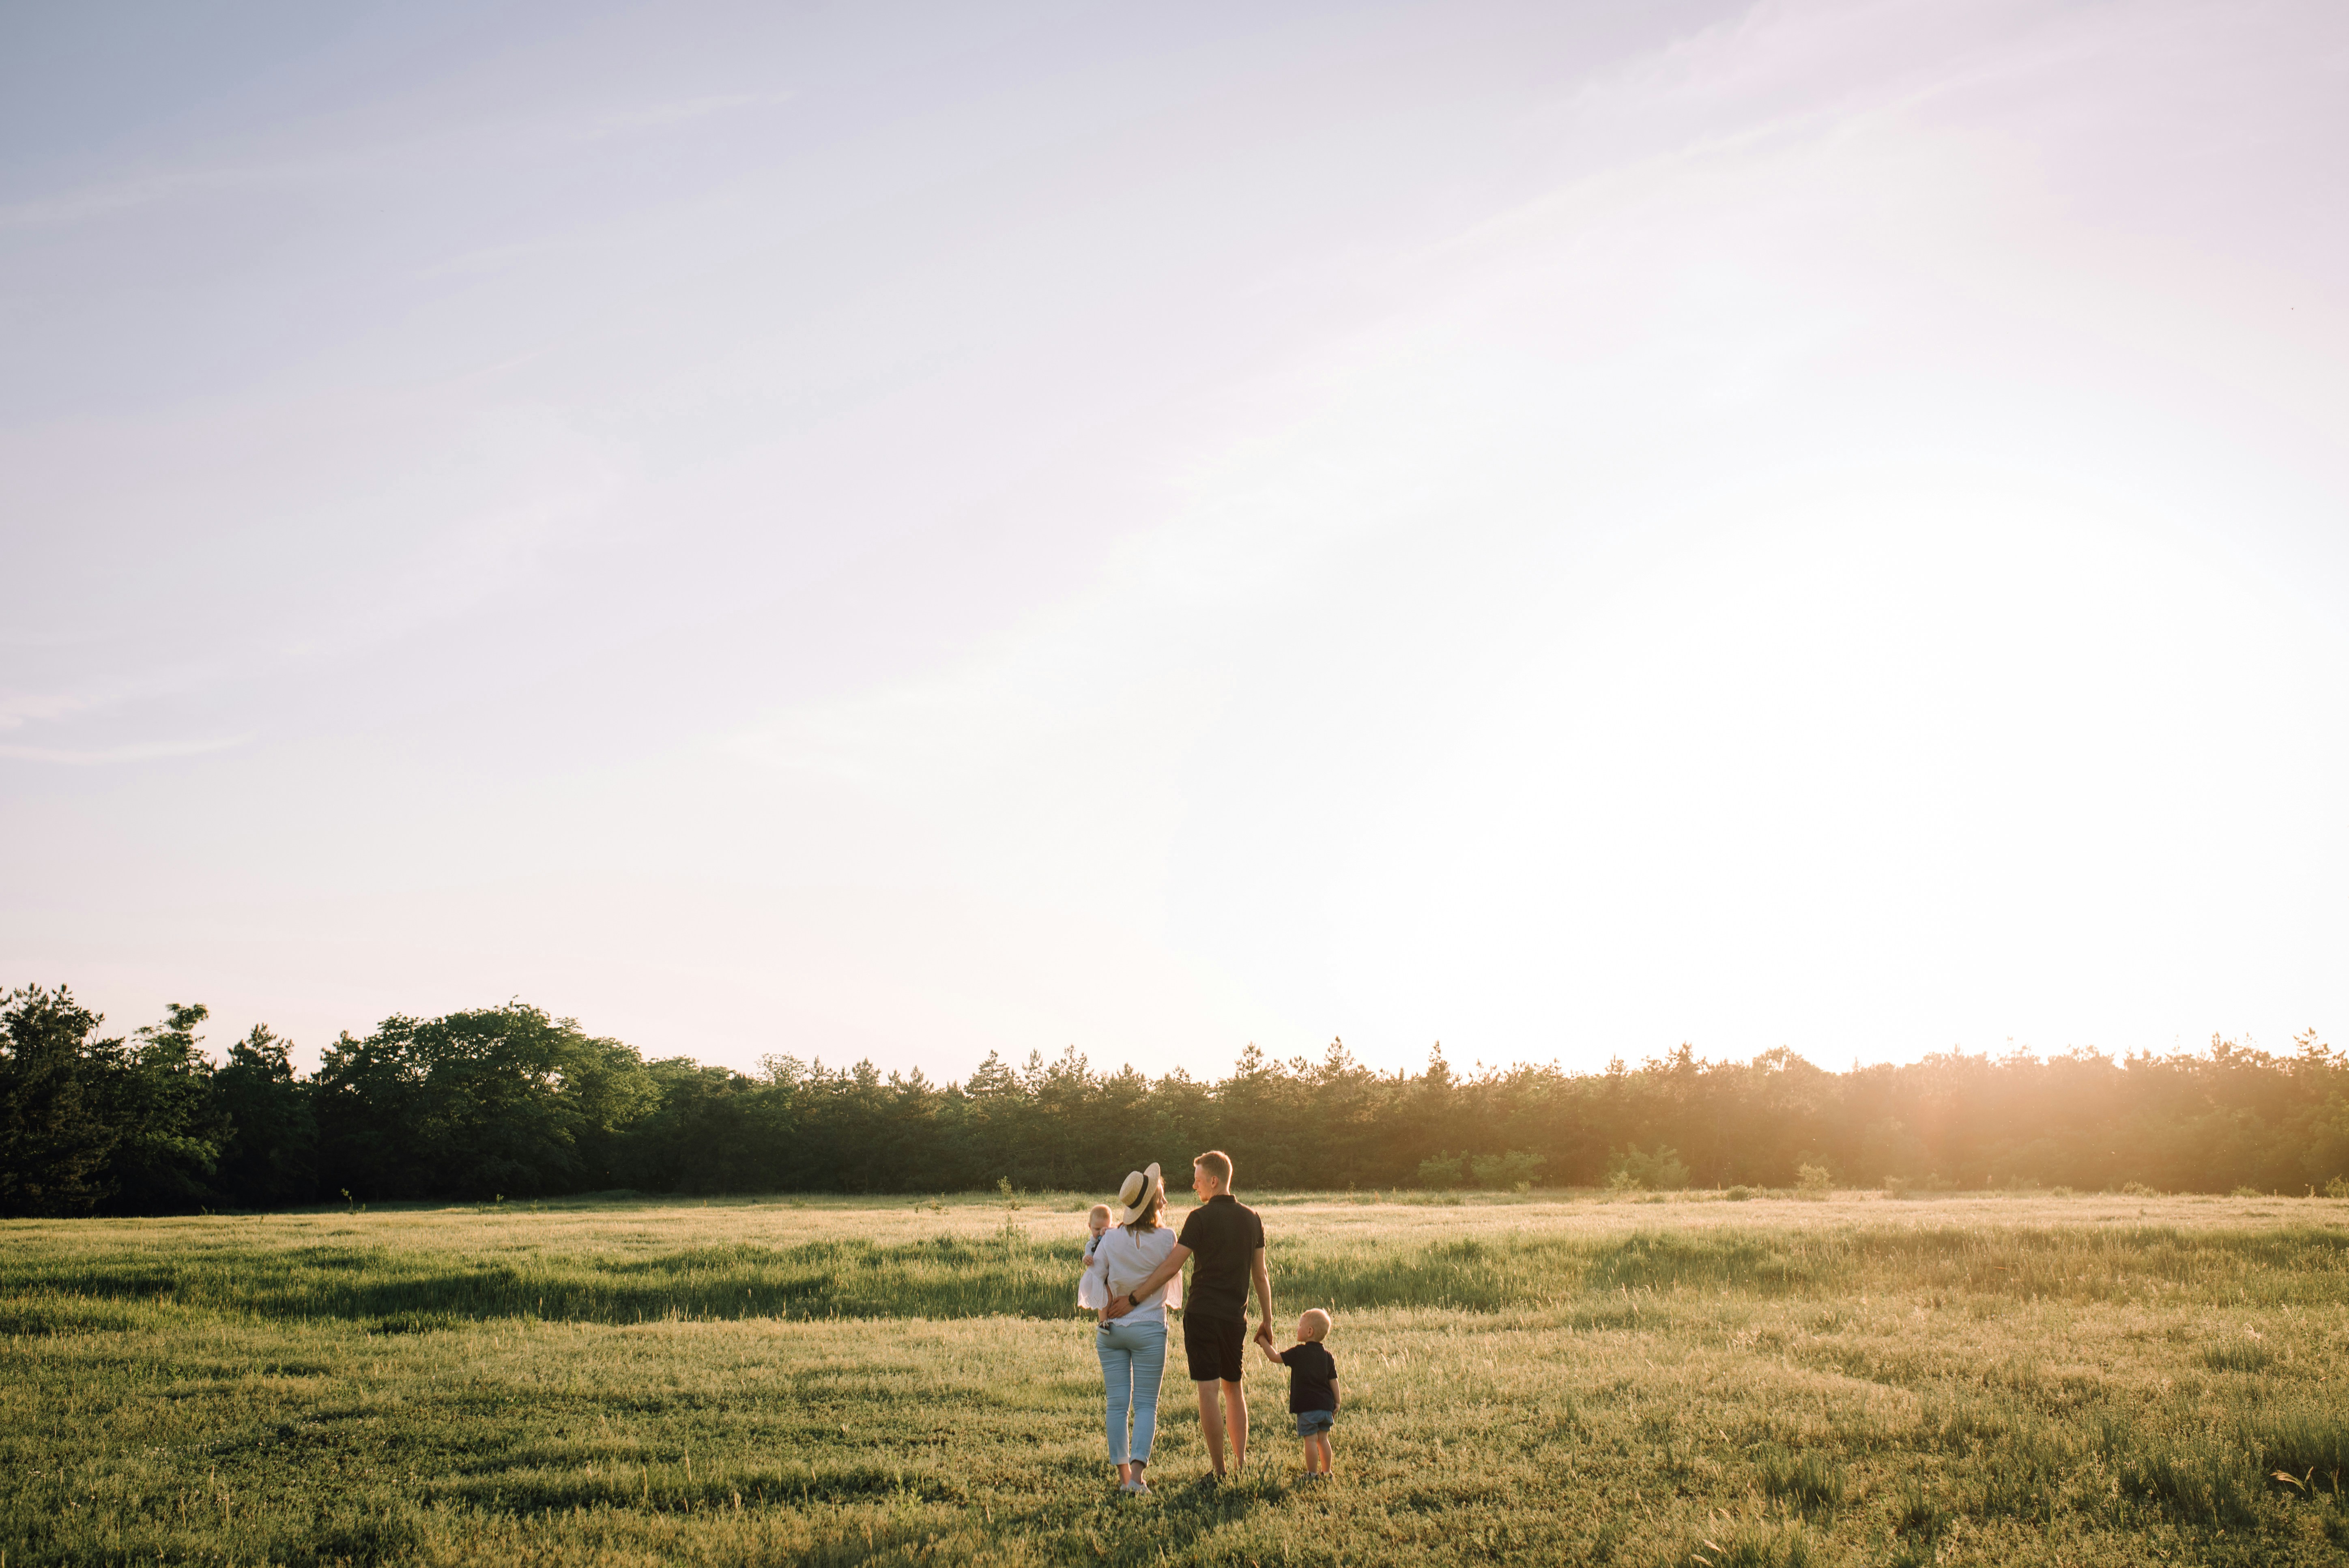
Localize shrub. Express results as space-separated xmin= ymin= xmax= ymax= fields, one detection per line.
xmin=1883 ymin=1175 xmax=1913 ymax=1198
xmin=2325 ymin=1176 xmax=2348 ymax=1199
xmin=1726 ymin=1185 xmax=1754 ymax=1201
xmin=1417 ymin=1153 xmax=1463 ymax=1190
xmin=2121 ymin=1181 xmax=2158 ymax=1197
xmin=2230 ymin=1185 xmax=2265 ymax=1198
xmin=1795 ymin=1164 xmax=1832 ymax=1199
xmin=1605 ymin=1145 xmax=1689 ymax=1192
xmin=1469 ymin=1150 xmax=1544 ymax=1190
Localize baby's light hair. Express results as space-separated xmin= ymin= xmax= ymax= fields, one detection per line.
xmin=1087 ymin=1203 xmax=1112 ymax=1224
xmin=1299 ymin=1308 xmax=1332 ymax=1342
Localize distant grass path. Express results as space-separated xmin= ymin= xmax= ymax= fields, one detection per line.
xmin=4 ymin=1191 xmax=2347 ymax=1565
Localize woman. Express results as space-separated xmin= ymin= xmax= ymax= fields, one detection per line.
xmin=1082 ymin=1162 xmax=1182 ymax=1493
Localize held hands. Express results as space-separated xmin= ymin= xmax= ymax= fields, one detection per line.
xmin=1252 ymin=1318 xmax=1275 ymax=1347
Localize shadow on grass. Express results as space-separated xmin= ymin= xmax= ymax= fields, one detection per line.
xmin=15 ymin=1222 xmax=2347 ymax=1328
xmin=428 ymin=1462 xmax=966 ymax=1513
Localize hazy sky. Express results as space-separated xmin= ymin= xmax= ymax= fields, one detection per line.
xmin=5 ymin=0 xmax=2346 ymax=1081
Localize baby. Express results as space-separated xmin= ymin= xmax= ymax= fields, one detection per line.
xmin=1077 ymin=1203 xmax=1113 ymax=1310
xmin=1261 ymin=1307 xmax=1341 ymax=1479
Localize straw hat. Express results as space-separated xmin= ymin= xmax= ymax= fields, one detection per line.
xmin=1114 ymin=1162 xmax=1163 ymax=1225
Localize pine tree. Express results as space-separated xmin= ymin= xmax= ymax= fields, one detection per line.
xmin=102 ymin=1002 xmax=229 ymax=1214
xmin=211 ymin=1024 xmax=318 ymax=1208
xmin=0 ymin=985 xmax=124 ymax=1217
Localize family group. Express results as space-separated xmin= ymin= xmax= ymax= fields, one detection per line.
xmin=1075 ymin=1151 xmax=1340 ymax=1494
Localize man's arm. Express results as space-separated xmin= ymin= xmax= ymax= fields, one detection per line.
xmin=1101 ymin=1242 xmax=1191 ymax=1321
xmin=1249 ymin=1246 xmax=1273 ymax=1343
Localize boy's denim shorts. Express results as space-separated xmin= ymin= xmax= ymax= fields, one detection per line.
xmin=1295 ymin=1409 xmax=1337 ymax=1437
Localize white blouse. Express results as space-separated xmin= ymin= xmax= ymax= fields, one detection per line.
xmin=1081 ymin=1223 xmax=1183 ymax=1322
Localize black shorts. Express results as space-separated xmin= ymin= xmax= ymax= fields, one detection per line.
xmin=1183 ymin=1313 xmax=1248 ymax=1383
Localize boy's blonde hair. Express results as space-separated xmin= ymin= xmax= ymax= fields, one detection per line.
xmin=1299 ymin=1308 xmax=1332 ymax=1342
xmin=1087 ymin=1203 xmax=1112 ymax=1225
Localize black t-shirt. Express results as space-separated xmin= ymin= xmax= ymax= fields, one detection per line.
xmin=1175 ymin=1194 xmax=1264 ymax=1320
xmin=1277 ymin=1342 xmax=1338 ymax=1413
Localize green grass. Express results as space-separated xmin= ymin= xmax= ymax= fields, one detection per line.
xmin=4 ymin=1189 xmax=2349 ymax=1565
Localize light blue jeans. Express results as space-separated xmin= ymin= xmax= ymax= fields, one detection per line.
xmin=1096 ymin=1317 xmax=1168 ymax=1465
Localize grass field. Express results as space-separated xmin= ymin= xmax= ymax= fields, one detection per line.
xmin=4 ymin=1189 xmax=2348 ymax=1566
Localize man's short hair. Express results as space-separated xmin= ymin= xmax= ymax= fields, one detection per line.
xmin=1194 ymin=1150 xmax=1234 ymax=1188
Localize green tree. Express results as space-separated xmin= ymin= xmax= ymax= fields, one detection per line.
xmin=316 ymin=1004 xmax=655 ymax=1201
xmin=0 ymin=985 xmax=124 ymax=1217
xmin=209 ymin=1024 xmax=317 ymax=1208
xmin=621 ymin=1058 xmax=767 ymax=1193
xmin=102 ymin=1002 xmax=229 ymax=1214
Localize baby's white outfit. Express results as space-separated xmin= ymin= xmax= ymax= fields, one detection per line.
xmin=1078 ymin=1228 xmax=1112 ymax=1310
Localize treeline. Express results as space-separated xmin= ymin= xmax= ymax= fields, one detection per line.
xmin=4 ymin=982 xmax=2347 ymax=1217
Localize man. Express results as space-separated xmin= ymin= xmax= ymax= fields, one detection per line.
xmin=1101 ymin=1149 xmax=1272 ymax=1480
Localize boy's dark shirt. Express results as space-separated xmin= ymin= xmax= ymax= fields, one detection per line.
xmin=1175 ymin=1193 xmax=1264 ymax=1320
xmin=1277 ymin=1342 xmax=1338 ymax=1413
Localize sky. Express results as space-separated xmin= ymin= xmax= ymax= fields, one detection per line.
xmin=4 ymin=0 xmax=2347 ymax=1083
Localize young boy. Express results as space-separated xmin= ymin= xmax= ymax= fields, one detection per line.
xmin=1262 ymin=1308 xmax=1340 ymax=1479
